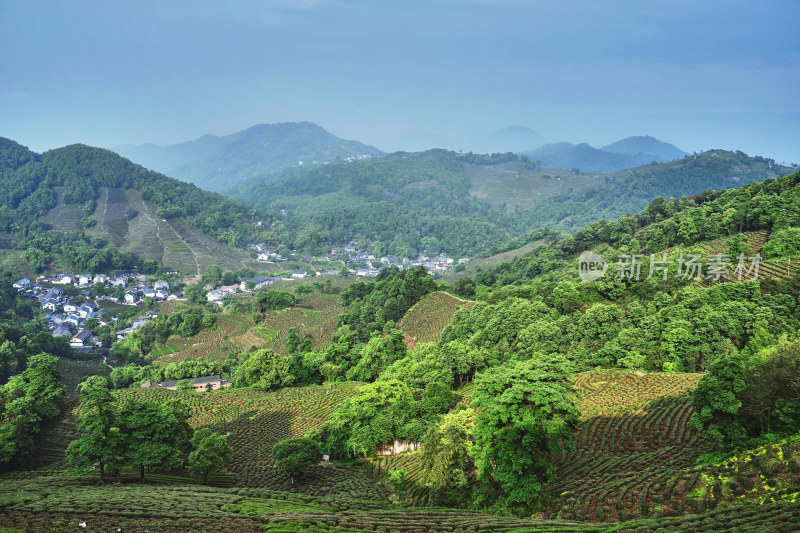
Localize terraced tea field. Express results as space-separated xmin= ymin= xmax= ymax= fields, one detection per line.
xmin=399 ymin=291 xmax=474 ymax=348
xmin=86 ymin=186 xmax=130 ymax=246
xmin=251 ymin=295 xmax=347 ymax=354
xmin=546 ymin=371 xmax=714 ymax=521
xmin=39 ymin=187 xmax=84 ymax=232
xmin=156 ymin=294 xmax=345 ymax=363
xmin=20 ymin=369 xmax=800 ymax=531
xmin=1 ymin=473 xmax=798 ymax=532
xmin=36 ymin=383 xmax=364 ymax=489
xmin=157 ymin=312 xmax=255 ymax=363
xmin=55 ymin=358 xmax=108 ymax=398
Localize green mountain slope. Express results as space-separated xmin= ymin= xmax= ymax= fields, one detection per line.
xmin=0 ymin=138 xmax=273 ymax=274
xmin=227 ymin=147 xmax=791 ymax=258
xmin=115 ymin=122 xmax=384 ymax=192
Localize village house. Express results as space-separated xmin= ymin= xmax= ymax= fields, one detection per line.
xmin=70 ymin=329 xmax=94 ymax=349
xmin=77 ymin=303 xmax=95 ymax=318
xmin=239 ymin=276 xmax=277 ymax=291
xmin=124 ymin=287 xmax=139 ymax=304
xmin=140 ymin=375 xmax=230 ymax=392
xmin=50 ymin=326 xmax=72 ymax=338
xmin=12 ymin=278 xmax=30 ymax=290
xmin=375 ymin=440 xmax=421 ymax=456
xmin=41 ymin=298 xmax=60 ymax=312
xmin=64 ymin=313 xmax=81 ymax=328
xmin=207 ymin=285 xmax=238 ymax=305
xmin=55 ymin=274 xmax=74 ymax=285
xmin=110 ymin=276 xmax=128 ymax=288
xmin=292 ymin=270 xmax=308 ymax=279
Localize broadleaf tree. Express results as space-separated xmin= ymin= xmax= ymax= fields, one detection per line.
xmin=188 ymin=428 xmax=233 ymax=483
xmin=470 ymin=355 xmax=578 ymax=510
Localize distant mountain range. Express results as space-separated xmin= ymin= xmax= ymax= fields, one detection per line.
xmin=523 ymin=136 xmax=688 ymax=172
xmin=472 ymin=126 xmax=547 ymax=154
xmin=114 ymin=122 xmax=384 ymax=192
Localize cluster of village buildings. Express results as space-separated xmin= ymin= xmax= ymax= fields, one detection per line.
xmin=11 ymin=242 xmax=469 ymax=355
xmin=12 ymin=273 xmax=181 ymax=353
xmin=252 ymin=242 xmax=467 ymax=278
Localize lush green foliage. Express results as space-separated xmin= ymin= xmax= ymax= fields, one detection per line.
xmin=419 ymin=407 xmax=476 ymax=506
xmin=339 ymin=266 xmax=437 ymax=343
xmin=230 ymin=147 xmax=789 ymax=257
xmin=0 ymin=354 xmax=66 ymax=467
xmin=65 ymin=386 xmax=119 ymax=479
xmin=189 ymin=428 xmax=233 ymax=483
xmin=689 ymin=351 xmax=747 ymax=444
xmin=109 ymin=357 xmax=225 ymax=389
xmin=234 ymin=349 xmax=293 ymax=390
xmin=692 ymin=339 xmax=800 ymax=446
xmin=471 ymin=356 xmax=578 ymax=509
xmin=324 ymin=380 xmax=453 ymax=458
xmin=272 ymin=437 xmax=321 ymax=479
xmin=112 ymin=306 xmax=217 ymax=364
xmin=67 ymin=387 xmax=193 ymax=478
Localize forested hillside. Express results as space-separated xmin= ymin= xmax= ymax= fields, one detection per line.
xmin=0 ymin=138 xmax=274 ymax=273
xmin=229 ymin=147 xmax=791 ymax=257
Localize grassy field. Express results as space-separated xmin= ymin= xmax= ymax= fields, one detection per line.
xmin=398 ymin=291 xmax=474 ymax=348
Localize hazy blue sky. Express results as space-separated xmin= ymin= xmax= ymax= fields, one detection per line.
xmin=1 ymin=0 xmax=798 ymax=162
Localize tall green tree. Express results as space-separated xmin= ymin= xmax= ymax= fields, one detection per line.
xmin=689 ymin=350 xmax=747 ymax=445
xmin=188 ymin=428 xmax=233 ymax=484
xmin=235 ymin=349 xmax=293 ymax=390
xmin=0 ymin=354 xmax=66 ymax=466
xmin=420 ymin=407 xmax=476 ymax=506
xmin=65 ymin=386 xmax=119 ymax=481
xmin=116 ymin=400 xmax=193 ymax=478
xmin=470 ymin=356 xmax=578 ymax=510
xmin=272 ymin=437 xmax=320 ymax=483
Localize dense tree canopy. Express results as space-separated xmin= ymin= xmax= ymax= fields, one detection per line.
xmin=471 ymin=356 xmax=578 ymax=510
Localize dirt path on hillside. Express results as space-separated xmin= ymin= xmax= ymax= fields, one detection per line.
xmin=163 ymin=219 xmax=202 ymax=277
xmin=139 ymin=202 xmax=201 ymax=277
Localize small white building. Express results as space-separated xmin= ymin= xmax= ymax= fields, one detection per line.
xmin=70 ymin=329 xmax=93 ymax=348
xmin=124 ymin=288 xmax=139 ymax=304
